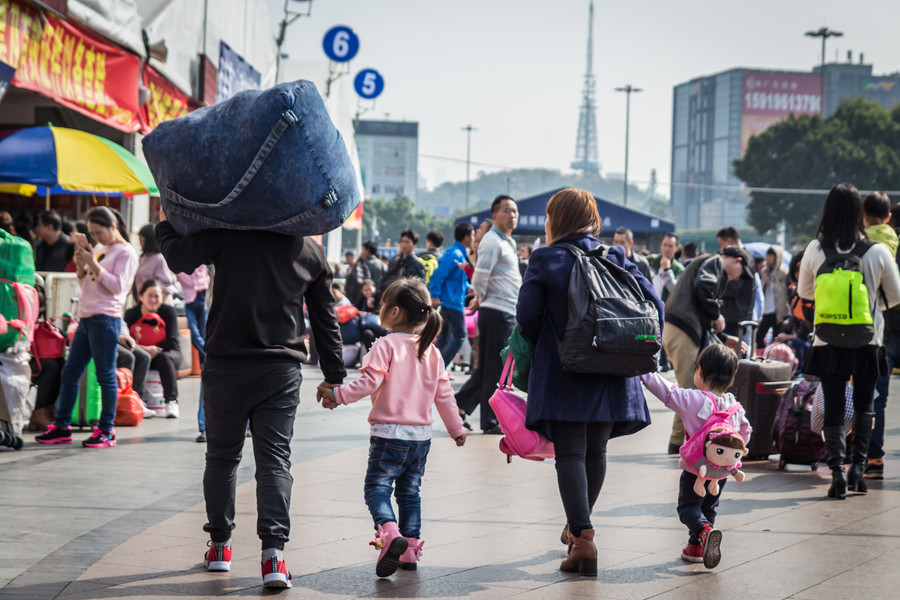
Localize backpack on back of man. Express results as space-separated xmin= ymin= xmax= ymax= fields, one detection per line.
xmin=813 ymin=241 xmax=874 ymax=348
xmin=416 ymin=252 xmax=438 ymax=285
xmin=555 ymin=243 xmax=661 ymax=377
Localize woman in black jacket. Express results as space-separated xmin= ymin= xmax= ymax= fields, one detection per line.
xmin=124 ymin=278 xmax=182 ymax=418
xmin=517 ymin=189 xmax=663 ymax=575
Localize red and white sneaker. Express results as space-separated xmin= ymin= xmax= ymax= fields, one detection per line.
xmin=204 ymin=540 xmax=232 ymax=572
xmin=681 ymin=542 xmax=703 ymax=563
xmin=261 ymin=548 xmax=291 ymax=589
xmin=699 ymin=524 xmax=722 ymax=569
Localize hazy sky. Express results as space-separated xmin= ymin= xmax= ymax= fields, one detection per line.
xmin=268 ymin=0 xmax=900 ymax=196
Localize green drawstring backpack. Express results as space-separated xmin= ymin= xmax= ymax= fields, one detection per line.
xmin=814 ymin=241 xmax=874 ymax=348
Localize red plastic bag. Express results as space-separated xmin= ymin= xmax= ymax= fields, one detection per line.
xmin=116 ymin=368 xmax=133 ymax=394
xmin=336 ymin=304 xmax=359 ymax=324
xmin=114 ymin=390 xmax=144 ymax=427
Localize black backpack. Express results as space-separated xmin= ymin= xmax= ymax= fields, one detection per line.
xmin=556 ymin=243 xmax=662 ymax=377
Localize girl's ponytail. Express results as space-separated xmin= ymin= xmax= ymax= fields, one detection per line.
xmin=111 ymin=208 xmax=130 ymax=242
xmin=417 ymin=308 xmax=443 ymax=360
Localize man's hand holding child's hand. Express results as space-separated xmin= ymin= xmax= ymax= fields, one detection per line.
xmin=316 ymin=382 xmax=339 ymax=409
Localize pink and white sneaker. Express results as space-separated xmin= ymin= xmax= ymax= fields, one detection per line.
xmin=261 ymin=548 xmax=291 ymax=589
xmin=204 ymin=540 xmax=232 ymax=572
xmin=370 ymin=522 xmax=408 ymax=577
xmin=399 ymin=537 xmax=424 ymax=570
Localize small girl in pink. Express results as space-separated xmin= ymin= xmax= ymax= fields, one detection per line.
xmin=317 ymin=279 xmax=466 ymax=578
xmin=640 ymin=344 xmax=752 ymax=569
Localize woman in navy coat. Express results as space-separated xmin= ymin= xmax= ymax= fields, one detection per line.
xmin=516 ymin=188 xmax=664 ymax=575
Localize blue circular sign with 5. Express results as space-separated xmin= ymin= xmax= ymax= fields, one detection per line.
xmin=323 ymin=26 xmax=359 ymax=62
xmin=354 ymin=69 xmax=384 ymax=99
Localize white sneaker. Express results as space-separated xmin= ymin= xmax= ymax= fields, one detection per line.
xmin=165 ymin=402 xmax=180 ymax=418
xmin=142 ymin=404 xmax=156 ymax=418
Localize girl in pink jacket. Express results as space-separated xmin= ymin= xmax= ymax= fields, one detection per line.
xmin=318 ymin=279 xmax=466 ymax=577
xmin=641 ymin=344 xmax=751 ymax=570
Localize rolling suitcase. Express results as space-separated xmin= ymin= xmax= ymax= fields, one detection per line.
xmin=772 ymin=379 xmax=826 ymax=470
xmin=72 ymin=360 xmax=102 ymax=428
xmin=728 ymin=321 xmax=793 ymax=459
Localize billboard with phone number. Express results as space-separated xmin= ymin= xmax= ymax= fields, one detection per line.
xmin=740 ymin=70 xmax=822 ymax=156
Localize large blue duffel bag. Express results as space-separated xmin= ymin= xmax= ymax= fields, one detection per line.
xmin=142 ymin=80 xmax=361 ymax=236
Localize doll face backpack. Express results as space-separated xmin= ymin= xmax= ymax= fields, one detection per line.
xmin=680 ymin=393 xmax=746 ymax=481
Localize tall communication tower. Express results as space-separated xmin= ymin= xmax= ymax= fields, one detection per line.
xmin=571 ymin=0 xmax=599 ymax=174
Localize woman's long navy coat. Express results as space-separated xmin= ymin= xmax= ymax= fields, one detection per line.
xmin=516 ymin=233 xmax=664 ymax=441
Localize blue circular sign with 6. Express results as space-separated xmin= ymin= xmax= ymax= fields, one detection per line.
xmin=323 ymin=26 xmax=359 ymax=62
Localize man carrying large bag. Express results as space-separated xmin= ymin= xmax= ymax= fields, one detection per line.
xmin=146 ymin=80 xmax=354 ymax=589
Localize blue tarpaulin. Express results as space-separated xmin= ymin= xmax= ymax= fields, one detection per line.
xmin=454 ymin=188 xmax=675 ymax=235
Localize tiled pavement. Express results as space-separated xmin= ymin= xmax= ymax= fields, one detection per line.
xmin=1 ymin=369 xmax=898 ymax=599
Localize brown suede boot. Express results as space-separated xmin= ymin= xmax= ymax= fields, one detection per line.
xmin=560 ymin=523 xmax=574 ymax=554
xmin=559 ymin=528 xmax=597 ymax=576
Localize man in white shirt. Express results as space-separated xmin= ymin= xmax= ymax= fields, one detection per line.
xmin=455 ymin=195 xmax=522 ymax=433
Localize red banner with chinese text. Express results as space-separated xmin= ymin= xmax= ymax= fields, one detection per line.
xmin=140 ymin=65 xmax=191 ymax=133
xmin=0 ymin=0 xmax=140 ymax=132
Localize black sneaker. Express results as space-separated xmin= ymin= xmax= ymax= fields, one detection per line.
xmin=864 ymin=458 xmax=884 ymax=480
xmin=35 ymin=424 xmax=73 ymax=445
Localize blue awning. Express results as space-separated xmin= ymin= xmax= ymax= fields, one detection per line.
xmin=454 ymin=188 xmax=675 ymax=235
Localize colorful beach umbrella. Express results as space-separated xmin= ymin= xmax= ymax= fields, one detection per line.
xmin=0 ymin=126 xmax=158 ymax=196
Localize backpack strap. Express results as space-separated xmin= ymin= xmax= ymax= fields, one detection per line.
xmin=702 ymin=390 xmax=742 ymax=417
xmin=497 ymin=353 xmax=514 ymax=389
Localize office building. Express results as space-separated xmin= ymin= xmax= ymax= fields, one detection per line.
xmin=671 ymin=59 xmax=900 ymax=229
xmin=355 ymin=120 xmax=418 ymax=204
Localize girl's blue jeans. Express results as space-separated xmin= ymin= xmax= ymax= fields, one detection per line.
xmin=53 ymin=314 xmax=120 ymax=433
xmin=677 ymin=470 xmax=726 ymax=544
xmin=364 ymin=436 xmax=431 ymax=539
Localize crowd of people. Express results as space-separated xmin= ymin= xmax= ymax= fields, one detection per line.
xmin=3 ymin=181 xmax=897 ymax=585
xmin=1 ymin=208 xmax=210 ymax=442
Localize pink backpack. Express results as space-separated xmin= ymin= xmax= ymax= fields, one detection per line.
xmin=488 ymin=354 xmax=555 ymax=463
xmin=0 ymin=278 xmax=39 ymax=348
xmin=679 ymin=392 xmax=743 ymax=478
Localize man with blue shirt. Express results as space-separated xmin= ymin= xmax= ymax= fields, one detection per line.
xmin=430 ymin=223 xmax=475 ymax=364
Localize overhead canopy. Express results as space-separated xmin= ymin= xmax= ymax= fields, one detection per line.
xmin=455 ymin=188 xmax=675 ymax=235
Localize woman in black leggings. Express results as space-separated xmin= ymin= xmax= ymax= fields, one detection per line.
xmin=798 ymin=184 xmax=900 ymax=498
xmin=515 ymin=189 xmax=663 ymax=575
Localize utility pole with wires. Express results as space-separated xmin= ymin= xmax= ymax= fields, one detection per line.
xmin=275 ymin=0 xmax=313 ymax=84
xmin=461 ymin=124 xmax=477 ymax=209
xmin=805 ymin=26 xmax=842 ymax=116
xmin=614 ymin=84 xmax=642 ymax=207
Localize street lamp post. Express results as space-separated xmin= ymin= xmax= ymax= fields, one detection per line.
xmin=614 ymin=84 xmax=642 ymax=207
xmin=461 ymin=124 xmax=477 ymax=209
xmin=805 ymin=27 xmax=843 ymax=116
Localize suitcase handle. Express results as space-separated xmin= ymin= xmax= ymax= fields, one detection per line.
xmin=756 ymin=380 xmax=793 ymax=395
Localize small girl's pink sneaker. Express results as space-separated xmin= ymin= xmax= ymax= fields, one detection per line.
xmin=369 ymin=522 xmax=408 ymax=577
xmin=399 ymin=538 xmax=424 ymax=570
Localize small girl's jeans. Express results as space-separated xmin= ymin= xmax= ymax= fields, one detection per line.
xmin=677 ymin=470 xmax=726 ymax=544
xmin=364 ymin=436 xmax=431 ymax=538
